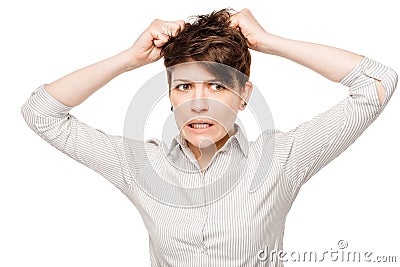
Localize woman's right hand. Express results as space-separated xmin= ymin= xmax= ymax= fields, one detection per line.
xmin=128 ymin=19 xmax=185 ymax=68
xmin=42 ymin=19 xmax=185 ymax=108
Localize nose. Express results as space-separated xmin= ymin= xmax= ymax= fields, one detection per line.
xmin=190 ymin=83 xmax=209 ymax=113
xmin=191 ymin=98 xmax=209 ymax=113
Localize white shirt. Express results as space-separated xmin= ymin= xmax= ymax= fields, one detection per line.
xmin=21 ymin=57 xmax=397 ymax=266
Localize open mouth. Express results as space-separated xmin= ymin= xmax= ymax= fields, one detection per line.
xmin=185 ymin=119 xmax=215 ymax=133
xmin=188 ymin=122 xmax=214 ymax=129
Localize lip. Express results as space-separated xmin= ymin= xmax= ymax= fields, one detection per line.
xmin=185 ymin=118 xmax=215 ymax=134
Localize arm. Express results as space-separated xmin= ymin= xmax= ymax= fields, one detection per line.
xmin=231 ymin=9 xmax=398 ymax=195
xmin=21 ymin=19 xmax=185 ymax=193
xmin=257 ymin=35 xmax=389 ymax=106
xmin=45 ymin=19 xmax=185 ymax=107
xmin=275 ymin=58 xmax=397 ymax=195
xmin=230 ymin=9 xmax=386 ymax=105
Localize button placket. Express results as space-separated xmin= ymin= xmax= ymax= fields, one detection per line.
xmin=198 ymin=172 xmax=209 ymax=255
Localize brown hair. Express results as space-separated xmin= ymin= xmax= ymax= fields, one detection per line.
xmin=161 ymin=8 xmax=251 ymax=89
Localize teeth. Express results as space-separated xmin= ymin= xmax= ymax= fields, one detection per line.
xmin=191 ymin=123 xmax=210 ymax=129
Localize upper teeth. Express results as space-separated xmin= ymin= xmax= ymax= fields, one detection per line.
xmin=191 ymin=123 xmax=210 ymax=129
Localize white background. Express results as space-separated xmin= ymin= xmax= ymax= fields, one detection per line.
xmin=1 ymin=0 xmax=399 ymax=266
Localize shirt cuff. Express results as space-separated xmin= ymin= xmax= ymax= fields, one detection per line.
xmin=27 ymin=84 xmax=73 ymax=117
xmin=340 ymin=57 xmax=388 ymax=88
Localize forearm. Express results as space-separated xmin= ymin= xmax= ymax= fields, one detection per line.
xmin=257 ymin=33 xmax=363 ymax=82
xmin=257 ymin=33 xmax=389 ymax=105
xmin=44 ymin=19 xmax=185 ymax=107
xmin=45 ymin=48 xmax=138 ymax=107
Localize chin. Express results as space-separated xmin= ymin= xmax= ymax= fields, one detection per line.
xmin=182 ymin=128 xmax=223 ymax=149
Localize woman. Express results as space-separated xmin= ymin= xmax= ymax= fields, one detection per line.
xmin=21 ymin=8 xmax=397 ymax=266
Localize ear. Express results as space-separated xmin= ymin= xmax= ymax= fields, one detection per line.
xmin=239 ymin=81 xmax=253 ymax=110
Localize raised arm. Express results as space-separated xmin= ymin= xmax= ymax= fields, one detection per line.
xmin=45 ymin=19 xmax=185 ymax=107
xmin=230 ymin=9 xmax=386 ymax=105
xmin=231 ymin=9 xmax=398 ymax=196
xmin=21 ymin=19 xmax=185 ymax=194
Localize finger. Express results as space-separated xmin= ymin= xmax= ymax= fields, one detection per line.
xmin=163 ymin=21 xmax=185 ymax=37
xmin=229 ymin=14 xmax=239 ymax=28
xmin=151 ymin=31 xmax=170 ymax=47
xmin=173 ymin=20 xmax=186 ymax=32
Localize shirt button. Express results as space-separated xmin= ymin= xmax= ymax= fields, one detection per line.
xmin=198 ymin=246 xmax=207 ymax=253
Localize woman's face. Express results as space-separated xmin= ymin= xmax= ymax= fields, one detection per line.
xmin=169 ymin=61 xmax=252 ymax=149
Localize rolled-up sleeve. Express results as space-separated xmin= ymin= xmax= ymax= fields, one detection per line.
xmin=20 ymin=84 xmax=134 ymax=194
xmin=274 ymin=57 xmax=398 ymax=197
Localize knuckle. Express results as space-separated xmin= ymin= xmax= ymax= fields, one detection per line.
xmin=172 ymin=23 xmax=181 ymax=30
xmin=151 ymin=19 xmax=161 ymax=25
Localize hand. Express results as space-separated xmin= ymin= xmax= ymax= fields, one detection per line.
xmin=129 ymin=19 xmax=185 ymax=68
xmin=229 ymin=8 xmax=268 ymax=52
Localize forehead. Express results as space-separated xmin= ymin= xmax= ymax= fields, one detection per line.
xmin=170 ymin=62 xmax=217 ymax=82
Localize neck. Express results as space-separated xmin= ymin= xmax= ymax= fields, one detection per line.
xmin=187 ymin=126 xmax=236 ymax=170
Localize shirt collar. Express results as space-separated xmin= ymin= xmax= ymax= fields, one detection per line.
xmin=167 ymin=123 xmax=249 ymax=158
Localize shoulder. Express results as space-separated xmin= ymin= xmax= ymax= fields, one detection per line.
xmin=249 ymin=128 xmax=284 ymax=152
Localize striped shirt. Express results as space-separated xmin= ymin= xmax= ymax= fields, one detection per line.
xmin=21 ymin=57 xmax=397 ymax=266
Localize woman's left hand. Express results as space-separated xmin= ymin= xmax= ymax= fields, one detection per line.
xmin=229 ymin=8 xmax=269 ymax=52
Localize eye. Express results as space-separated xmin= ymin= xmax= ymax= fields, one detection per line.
xmin=209 ymin=83 xmax=226 ymax=91
xmin=175 ymin=84 xmax=191 ymax=91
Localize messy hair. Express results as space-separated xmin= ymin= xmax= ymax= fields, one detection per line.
xmin=161 ymin=8 xmax=251 ymax=89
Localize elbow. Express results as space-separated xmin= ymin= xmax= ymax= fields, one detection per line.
xmin=20 ymin=100 xmax=38 ymax=133
xmin=379 ymin=67 xmax=398 ymax=107
xmin=391 ymin=67 xmax=398 ymax=91
xmin=21 ymin=100 xmax=30 ymax=121
xmin=386 ymin=66 xmax=398 ymax=92
xmin=21 ymin=100 xmax=31 ymax=125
